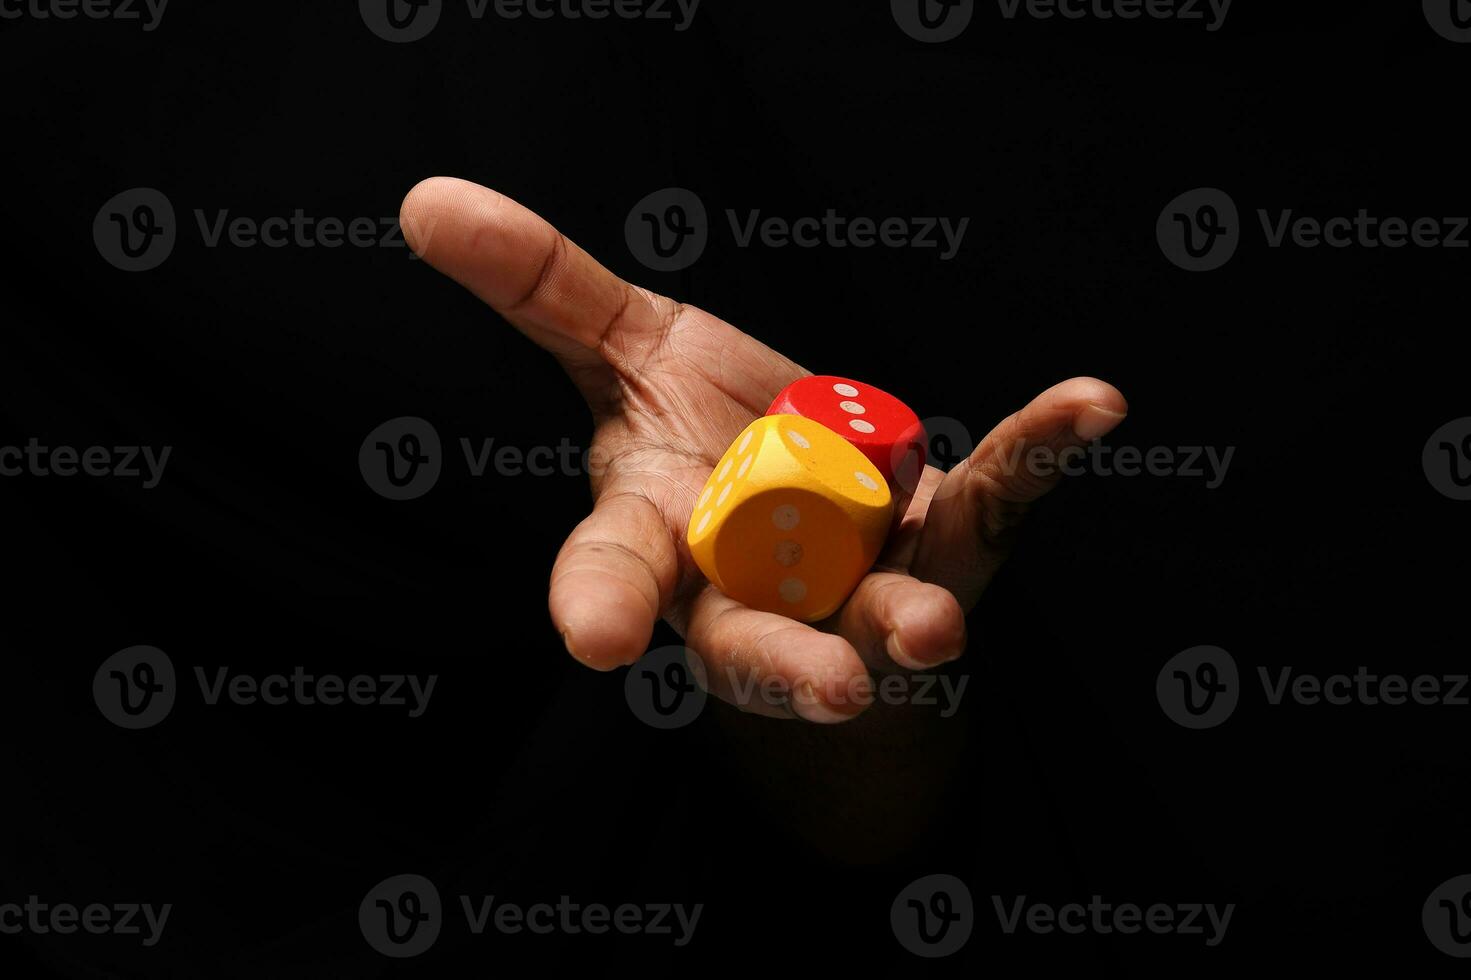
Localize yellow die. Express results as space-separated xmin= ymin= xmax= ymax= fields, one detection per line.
xmin=686 ymin=415 xmax=893 ymax=622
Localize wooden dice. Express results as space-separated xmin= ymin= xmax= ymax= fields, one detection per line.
xmin=766 ymin=376 xmax=926 ymax=494
xmin=686 ymin=415 xmax=893 ymax=622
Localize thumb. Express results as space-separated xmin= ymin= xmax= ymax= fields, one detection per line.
xmin=399 ymin=176 xmax=662 ymax=414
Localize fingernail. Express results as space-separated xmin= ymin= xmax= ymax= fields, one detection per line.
xmin=792 ymin=679 xmax=860 ymax=724
xmin=562 ymin=630 xmax=612 ymax=672
xmin=887 ymin=631 xmax=962 ymax=670
xmin=1073 ymin=403 xmax=1127 ymax=443
xmin=561 ymin=630 xmax=584 ymax=664
xmin=886 ymin=632 xmax=928 ymax=671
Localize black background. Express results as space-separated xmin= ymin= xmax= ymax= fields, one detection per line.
xmin=2 ymin=0 xmax=1469 ymax=974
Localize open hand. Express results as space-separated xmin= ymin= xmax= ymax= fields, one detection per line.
xmin=401 ymin=177 xmax=1127 ymax=722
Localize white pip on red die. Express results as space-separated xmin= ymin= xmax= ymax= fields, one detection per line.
xmin=766 ymin=376 xmax=926 ymax=494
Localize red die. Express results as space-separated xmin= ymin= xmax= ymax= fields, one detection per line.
xmin=766 ymin=376 xmax=926 ymax=493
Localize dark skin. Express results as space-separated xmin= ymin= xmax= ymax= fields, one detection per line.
xmin=400 ymin=176 xmax=1127 ymax=724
